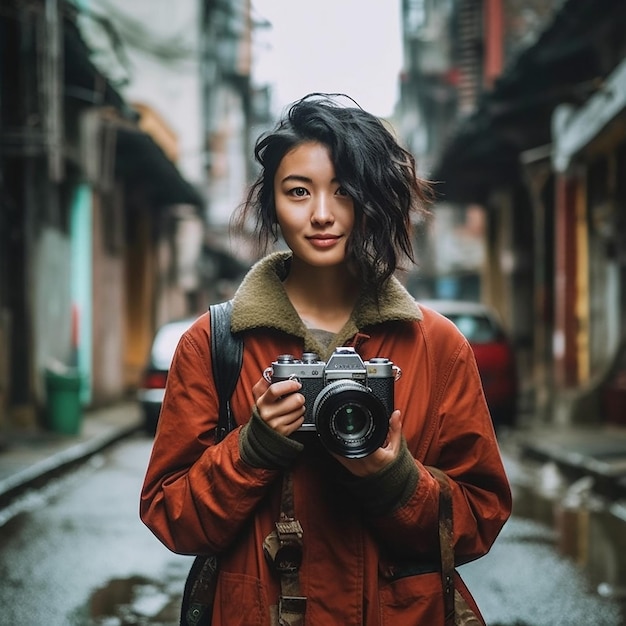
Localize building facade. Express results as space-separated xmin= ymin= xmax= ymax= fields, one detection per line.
xmin=0 ymin=0 xmax=256 ymax=432
xmin=398 ymin=0 xmax=626 ymax=426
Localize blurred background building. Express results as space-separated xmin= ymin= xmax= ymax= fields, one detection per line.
xmin=0 ymin=0 xmax=257 ymax=429
xmin=396 ymin=0 xmax=626 ymax=428
xmin=1 ymin=0 xmax=625 ymax=440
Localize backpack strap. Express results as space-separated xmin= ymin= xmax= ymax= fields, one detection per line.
xmin=209 ymin=299 xmax=243 ymax=442
xmin=180 ymin=300 xmax=244 ymax=626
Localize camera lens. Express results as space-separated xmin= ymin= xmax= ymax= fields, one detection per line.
xmin=334 ymin=405 xmax=368 ymax=438
xmin=312 ymin=380 xmax=389 ymax=458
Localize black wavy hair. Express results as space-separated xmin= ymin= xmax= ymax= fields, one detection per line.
xmin=233 ymin=93 xmax=431 ymax=292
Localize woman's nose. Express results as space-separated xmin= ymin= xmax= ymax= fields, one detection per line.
xmin=311 ymin=194 xmax=335 ymax=224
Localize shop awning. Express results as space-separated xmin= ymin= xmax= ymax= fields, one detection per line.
xmin=64 ymin=7 xmax=203 ymax=208
xmin=115 ymin=127 xmax=204 ymax=207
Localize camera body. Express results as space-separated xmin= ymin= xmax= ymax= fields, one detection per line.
xmin=266 ymin=347 xmax=399 ymax=458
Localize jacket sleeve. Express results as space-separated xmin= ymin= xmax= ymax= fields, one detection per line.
xmin=431 ymin=339 xmax=513 ymax=564
xmin=139 ymin=317 xmax=280 ymax=556
xmin=344 ymin=335 xmax=512 ymax=565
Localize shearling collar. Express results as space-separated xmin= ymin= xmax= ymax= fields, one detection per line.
xmin=231 ymin=252 xmax=422 ymax=358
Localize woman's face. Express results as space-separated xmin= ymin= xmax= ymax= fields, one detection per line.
xmin=273 ymin=141 xmax=354 ymax=269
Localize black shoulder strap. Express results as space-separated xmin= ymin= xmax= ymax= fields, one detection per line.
xmin=179 ymin=302 xmax=243 ymax=626
xmin=209 ymin=300 xmax=243 ymax=442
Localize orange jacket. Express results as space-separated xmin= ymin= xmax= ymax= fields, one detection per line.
xmin=140 ymin=252 xmax=512 ymax=625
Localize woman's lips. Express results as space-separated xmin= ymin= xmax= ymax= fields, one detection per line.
xmin=307 ymin=235 xmax=341 ymax=248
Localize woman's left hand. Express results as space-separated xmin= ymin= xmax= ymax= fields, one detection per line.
xmin=332 ymin=410 xmax=403 ymax=477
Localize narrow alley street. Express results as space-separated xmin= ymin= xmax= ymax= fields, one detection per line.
xmin=0 ymin=433 xmax=623 ymax=625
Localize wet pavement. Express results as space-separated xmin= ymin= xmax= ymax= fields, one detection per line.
xmin=460 ymin=516 xmax=625 ymax=626
xmin=1 ymin=431 xmax=624 ymax=626
xmin=0 ymin=435 xmax=192 ymax=625
xmin=0 ymin=402 xmax=142 ymax=507
xmin=0 ymin=401 xmax=626 ymax=624
xmin=514 ymin=425 xmax=626 ymax=499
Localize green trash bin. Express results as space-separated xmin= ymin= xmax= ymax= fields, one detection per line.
xmin=45 ymin=366 xmax=83 ymax=435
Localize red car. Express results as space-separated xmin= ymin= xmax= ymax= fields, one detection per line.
xmin=420 ymin=300 xmax=519 ymax=429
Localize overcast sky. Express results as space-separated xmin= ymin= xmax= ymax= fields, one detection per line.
xmin=251 ymin=0 xmax=403 ymax=118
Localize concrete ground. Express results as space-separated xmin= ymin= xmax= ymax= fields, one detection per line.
xmin=0 ymin=402 xmax=142 ymax=507
xmin=1 ymin=399 xmax=625 ymax=601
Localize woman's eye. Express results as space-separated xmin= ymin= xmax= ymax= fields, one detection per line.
xmin=336 ymin=186 xmax=350 ymax=197
xmin=288 ymin=187 xmax=308 ymax=197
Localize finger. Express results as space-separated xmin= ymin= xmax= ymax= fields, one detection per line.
xmin=264 ymin=379 xmax=302 ymax=402
xmin=381 ymin=410 xmax=402 ymax=450
xmin=256 ymin=384 xmax=305 ymax=423
xmin=386 ymin=410 xmax=403 ymax=449
xmin=266 ymin=409 xmax=305 ymax=435
xmin=389 ymin=409 xmax=402 ymax=432
xmin=252 ymin=376 xmax=270 ymax=403
xmin=274 ymin=390 xmax=306 ymax=416
xmin=252 ymin=377 xmax=300 ymax=404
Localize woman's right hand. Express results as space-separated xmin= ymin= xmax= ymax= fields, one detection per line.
xmin=252 ymin=377 xmax=306 ymax=437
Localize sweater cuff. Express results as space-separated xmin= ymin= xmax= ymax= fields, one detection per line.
xmin=342 ymin=437 xmax=419 ymax=516
xmin=239 ymin=407 xmax=304 ymax=470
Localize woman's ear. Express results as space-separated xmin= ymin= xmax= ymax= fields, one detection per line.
xmin=272 ymin=218 xmax=281 ymax=242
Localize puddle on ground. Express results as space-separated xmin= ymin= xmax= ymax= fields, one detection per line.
xmin=78 ymin=575 xmax=181 ymax=626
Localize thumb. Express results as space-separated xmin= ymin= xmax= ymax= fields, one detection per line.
xmin=252 ymin=376 xmax=270 ymax=402
xmin=387 ymin=410 xmax=402 ymax=448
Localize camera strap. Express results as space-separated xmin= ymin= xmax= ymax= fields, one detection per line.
xmin=264 ymin=471 xmax=306 ymax=626
xmin=426 ymin=466 xmax=481 ymax=626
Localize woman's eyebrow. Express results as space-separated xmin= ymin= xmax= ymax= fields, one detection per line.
xmin=281 ymin=174 xmax=312 ymax=184
xmin=280 ymin=174 xmax=340 ymax=184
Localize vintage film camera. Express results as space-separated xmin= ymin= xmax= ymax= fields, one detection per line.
xmin=264 ymin=347 xmax=401 ymax=458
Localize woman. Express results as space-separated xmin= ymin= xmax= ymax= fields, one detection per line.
xmin=140 ymin=93 xmax=512 ymax=625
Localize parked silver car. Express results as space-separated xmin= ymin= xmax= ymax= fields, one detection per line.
xmin=137 ymin=317 xmax=197 ymax=433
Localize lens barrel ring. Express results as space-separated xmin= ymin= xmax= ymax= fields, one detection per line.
xmin=312 ymin=379 xmax=389 ymax=458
